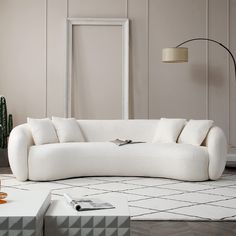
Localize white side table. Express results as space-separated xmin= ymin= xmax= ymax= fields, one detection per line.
xmin=0 ymin=188 xmax=50 ymax=236
xmin=45 ymin=194 xmax=130 ymax=236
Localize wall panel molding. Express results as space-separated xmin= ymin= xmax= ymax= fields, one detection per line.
xmin=147 ymin=0 xmax=150 ymax=119
xmin=227 ymin=0 xmax=232 ymax=147
xmin=208 ymin=0 xmax=229 ymax=143
xmin=229 ymin=0 xmax=236 ymax=149
xmin=149 ymin=0 xmax=207 ymax=120
xmin=46 ymin=0 xmax=67 ymax=117
xmin=66 ymin=18 xmax=129 ymax=119
xmin=227 ymin=0 xmax=230 ymax=144
xmin=45 ymin=0 xmax=48 ymax=117
xmin=0 ymin=0 xmax=46 ymax=125
xmin=206 ymin=0 xmax=209 ymax=119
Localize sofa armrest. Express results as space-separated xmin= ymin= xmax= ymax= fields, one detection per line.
xmin=205 ymin=126 xmax=227 ymax=180
xmin=8 ymin=124 xmax=34 ymax=181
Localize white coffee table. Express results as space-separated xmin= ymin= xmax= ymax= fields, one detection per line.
xmin=0 ymin=188 xmax=50 ymax=236
xmin=45 ymin=194 xmax=130 ymax=236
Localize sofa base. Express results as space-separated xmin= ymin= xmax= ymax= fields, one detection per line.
xmin=28 ymin=142 xmax=209 ymax=182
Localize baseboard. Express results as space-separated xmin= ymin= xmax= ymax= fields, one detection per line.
xmin=227 ymin=153 xmax=236 ymax=162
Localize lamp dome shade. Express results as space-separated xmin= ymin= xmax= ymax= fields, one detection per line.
xmin=162 ymin=47 xmax=188 ymax=63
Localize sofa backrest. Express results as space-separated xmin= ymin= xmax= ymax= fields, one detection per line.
xmin=77 ymin=119 xmax=159 ymax=142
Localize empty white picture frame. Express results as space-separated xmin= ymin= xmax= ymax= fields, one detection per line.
xmin=66 ymin=18 xmax=129 ymax=119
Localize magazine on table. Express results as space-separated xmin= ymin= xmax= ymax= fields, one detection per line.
xmin=110 ymin=138 xmax=145 ymax=146
xmin=63 ymin=193 xmax=115 ymax=211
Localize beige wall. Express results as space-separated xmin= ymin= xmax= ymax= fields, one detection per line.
xmin=72 ymin=25 xmax=123 ymax=119
xmin=0 ymin=0 xmax=236 ymax=152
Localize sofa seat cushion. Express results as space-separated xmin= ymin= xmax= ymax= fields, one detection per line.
xmin=28 ymin=142 xmax=209 ymax=181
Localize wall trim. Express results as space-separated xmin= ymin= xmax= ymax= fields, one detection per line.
xmin=66 ymin=18 xmax=129 ymax=119
xmin=206 ymin=0 xmax=209 ymax=119
xmin=64 ymin=0 xmax=69 ymax=117
xmin=227 ymin=153 xmax=236 ymax=162
xmin=45 ymin=0 xmax=48 ymax=117
xmin=227 ymin=0 xmax=232 ymax=146
xmin=147 ymin=0 xmax=150 ymax=119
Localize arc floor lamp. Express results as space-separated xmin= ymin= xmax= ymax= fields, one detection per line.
xmin=162 ymin=38 xmax=236 ymax=80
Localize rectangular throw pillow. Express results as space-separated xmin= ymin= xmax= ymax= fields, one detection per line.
xmin=27 ymin=118 xmax=59 ymax=145
xmin=152 ymin=118 xmax=186 ymax=143
xmin=52 ymin=116 xmax=84 ymax=143
xmin=178 ymin=119 xmax=214 ymax=146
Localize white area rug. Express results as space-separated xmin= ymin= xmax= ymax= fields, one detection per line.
xmin=1 ymin=173 xmax=236 ymax=221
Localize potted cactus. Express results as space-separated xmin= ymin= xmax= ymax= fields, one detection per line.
xmin=0 ymin=96 xmax=13 ymax=167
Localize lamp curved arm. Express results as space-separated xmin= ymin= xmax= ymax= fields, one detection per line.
xmin=176 ymin=38 xmax=236 ymax=80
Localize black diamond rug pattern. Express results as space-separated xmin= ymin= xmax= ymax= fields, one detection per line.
xmin=1 ymin=173 xmax=236 ymax=220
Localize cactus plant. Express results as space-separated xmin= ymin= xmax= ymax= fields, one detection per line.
xmin=0 ymin=96 xmax=13 ymax=149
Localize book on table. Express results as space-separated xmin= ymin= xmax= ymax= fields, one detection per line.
xmin=110 ymin=138 xmax=145 ymax=146
xmin=64 ymin=193 xmax=114 ymax=211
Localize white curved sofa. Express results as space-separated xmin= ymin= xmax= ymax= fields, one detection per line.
xmin=8 ymin=120 xmax=227 ymax=182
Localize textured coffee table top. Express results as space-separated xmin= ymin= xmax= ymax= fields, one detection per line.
xmin=0 ymin=188 xmax=50 ymax=216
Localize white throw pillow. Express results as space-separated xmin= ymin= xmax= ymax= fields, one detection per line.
xmin=152 ymin=118 xmax=186 ymax=143
xmin=52 ymin=116 xmax=84 ymax=143
xmin=178 ymin=119 xmax=214 ymax=146
xmin=27 ymin=118 xmax=59 ymax=145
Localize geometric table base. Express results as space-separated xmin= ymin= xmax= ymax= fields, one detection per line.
xmin=0 ymin=189 xmax=51 ymax=236
xmin=45 ymin=215 xmax=130 ymax=236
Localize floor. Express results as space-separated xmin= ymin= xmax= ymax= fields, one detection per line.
xmin=132 ymin=165 xmax=236 ymax=236
xmin=131 ymin=221 xmax=236 ymax=236
xmin=1 ymin=165 xmax=236 ymax=236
